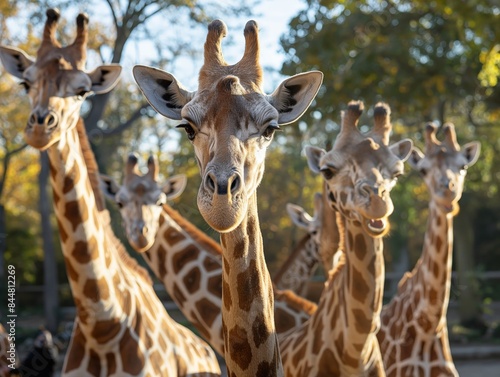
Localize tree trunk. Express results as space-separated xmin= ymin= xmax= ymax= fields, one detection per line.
xmin=39 ymin=152 xmax=59 ymax=333
xmin=454 ymin=194 xmax=484 ymax=329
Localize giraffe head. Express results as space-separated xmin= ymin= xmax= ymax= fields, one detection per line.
xmin=287 ymin=192 xmax=323 ymax=245
xmin=0 ymin=8 xmax=121 ymax=150
xmin=133 ymin=20 xmax=323 ymax=232
xmin=102 ymin=153 xmax=187 ymax=252
xmin=408 ymin=122 xmax=480 ymax=214
xmin=306 ymin=101 xmax=413 ymax=238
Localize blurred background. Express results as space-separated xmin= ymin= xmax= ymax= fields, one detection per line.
xmin=0 ymin=0 xmax=499 ymax=374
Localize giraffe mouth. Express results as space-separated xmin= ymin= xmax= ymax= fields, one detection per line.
xmin=366 ymin=218 xmax=387 ymax=235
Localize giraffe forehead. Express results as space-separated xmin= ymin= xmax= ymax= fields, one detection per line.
xmin=185 ymin=87 xmax=277 ymax=134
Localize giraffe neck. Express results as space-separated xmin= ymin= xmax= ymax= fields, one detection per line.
xmin=47 ymin=124 xmax=121 ymax=323
xmin=339 ymin=218 xmax=384 ymax=363
xmin=280 ymin=216 xmax=384 ymax=376
xmin=219 ymin=192 xmax=283 ymax=376
xmin=377 ymin=201 xmax=457 ymax=376
xmin=411 ymin=200 xmax=454 ymax=330
xmin=273 ymin=234 xmax=319 ymax=295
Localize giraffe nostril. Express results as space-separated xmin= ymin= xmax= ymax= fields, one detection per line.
xmin=230 ymin=174 xmax=240 ymax=194
xmin=28 ymin=114 xmax=37 ymax=127
xmin=46 ymin=113 xmax=57 ymax=129
xmin=205 ymin=173 xmax=216 ymax=194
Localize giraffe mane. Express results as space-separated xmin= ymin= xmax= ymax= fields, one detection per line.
xmin=162 ymin=204 xmax=222 ymax=255
xmin=75 ymin=119 xmax=152 ymax=285
xmin=273 ymin=234 xmax=312 ymax=283
xmin=75 ymin=118 xmax=105 ymax=211
xmin=273 ymin=288 xmax=318 ymax=316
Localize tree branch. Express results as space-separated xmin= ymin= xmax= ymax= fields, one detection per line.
xmin=102 ymin=102 xmax=151 ymax=138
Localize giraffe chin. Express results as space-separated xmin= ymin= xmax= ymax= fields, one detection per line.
xmin=24 ymin=133 xmax=59 ymax=151
xmin=198 ymin=194 xmax=247 ymax=233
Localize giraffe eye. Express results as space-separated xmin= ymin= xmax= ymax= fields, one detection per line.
xmin=419 ymin=168 xmax=427 ymax=176
xmin=76 ymin=88 xmax=89 ymax=99
xmin=320 ymin=167 xmax=336 ymax=180
xmin=262 ymin=122 xmax=280 ymax=140
xmin=116 ymin=201 xmax=124 ymax=209
xmin=176 ymin=123 xmax=196 ymax=141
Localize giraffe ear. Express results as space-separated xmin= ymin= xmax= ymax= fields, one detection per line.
xmin=286 ymin=203 xmax=312 ymax=229
xmin=88 ymin=65 xmax=122 ymax=94
xmin=389 ymin=138 xmax=413 ymax=162
xmin=0 ymin=45 xmax=35 ymax=79
xmin=461 ymin=141 xmax=480 ymax=167
xmin=133 ymin=65 xmax=195 ymax=121
xmin=407 ymin=146 xmax=425 ymax=170
xmin=162 ymin=174 xmax=187 ymax=200
xmin=100 ymin=174 xmax=121 ymax=200
xmin=305 ymin=145 xmax=326 ymax=174
xmin=269 ymin=71 xmax=323 ymax=125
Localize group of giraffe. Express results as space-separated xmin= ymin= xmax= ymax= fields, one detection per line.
xmin=0 ymin=8 xmax=481 ymax=377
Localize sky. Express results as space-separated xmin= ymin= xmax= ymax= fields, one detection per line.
xmin=128 ymin=0 xmax=307 ymax=91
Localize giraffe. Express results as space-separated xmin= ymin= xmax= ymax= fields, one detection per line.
xmin=377 ymin=122 xmax=480 ymax=377
xmin=101 ymin=153 xmax=318 ymax=357
xmin=133 ymin=19 xmax=323 ymax=376
xmin=273 ymin=193 xmax=325 ymax=296
xmin=0 ymin=9 xmax=221 ymax=376
xmin=278 ymin=101 xmax=413 ymax=376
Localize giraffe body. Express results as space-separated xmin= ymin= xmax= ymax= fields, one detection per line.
xmin=0 ymin=9 xmax=220 ymax=376
xmin=377 ymin=122 xmax=480 ymax=377
xmin=133 ymin=19 xmax=322 ymax=376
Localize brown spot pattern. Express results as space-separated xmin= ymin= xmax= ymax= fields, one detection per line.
xmin=353 ymin=233 xmax=367 ymax=260
xmin=196 ymin=297 xmax=220 ymax=328
xmin=203 ymin=256 xmax=221 ymax=271
xmin=157 ymin=245 xmax=167 ymax=277
xmin=87 ymin=348 xmax=101 ymax=376
xmin=106 ymin=352 xmax=116 ymax=375
xmin=63 ymin=325 xmax=85 ymax=372
xmin=92 ymin=318 xmax=121 ymax=344
xmin=83 ymin=277 xmax=109 ymax=302
xmin=222 ymin=279 xmax=232 ymax=310
xmin=172 ymin=245 xmax=200 ymax=274
xmin=208 ymin=274 xmax=222 ymax=296
xmin=65 ymin=196 xmax=89 ymax=231
xmin=252 ymin=313 xmax=271 ymax=348
xmin=351 ymin=265 xmax=370 ymax=303
xmin=236 ymin=259 xmax=260 ymax=312
xmin=228 ymin=325 xmax=252 ymax=371
xmin=183 ymin=266 xmax=201 ymax=293
xmin=164 ymin=226 xmax=186 ymax=246
xmin=233 ymin=239 xmax=246 ymax=259
xmin=318 ymin=349 xmax=340 ymax=375
xmin=120 ymin=328 xmax=145 ymax=375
